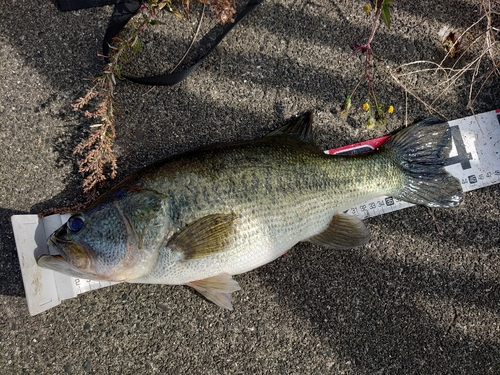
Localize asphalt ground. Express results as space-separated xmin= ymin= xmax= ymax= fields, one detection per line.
xmin=1 ymin=1 xmax=499 ymax=374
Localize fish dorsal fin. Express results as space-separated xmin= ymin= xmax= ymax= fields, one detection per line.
xmin=266 ymin=111 xmax=315 ymax=144
xmin=308 ymin=213 xmax=371 ymax=250
xmin=187 ymin=273 xmax=242 ymax=310
xmin=169 ymin=213 xmax=238 ymax=260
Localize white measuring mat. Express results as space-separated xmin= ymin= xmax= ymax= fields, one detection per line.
xmin=11 ymin=109 xmax=500 ymax=315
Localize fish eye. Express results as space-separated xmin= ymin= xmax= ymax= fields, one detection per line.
xmin=67 ymin=215 xmax=85 ymax=233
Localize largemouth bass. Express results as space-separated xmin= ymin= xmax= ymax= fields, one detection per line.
xmin=38 ymin=112 xmax=463 ymax=309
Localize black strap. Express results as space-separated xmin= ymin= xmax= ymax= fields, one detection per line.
xmin=102 ymin=0 xmax=142 ymax=60
xmin=102 ymin=0 xmax=263 ymax=86
xmin=56 ymin=0 xmax=123 ymax=11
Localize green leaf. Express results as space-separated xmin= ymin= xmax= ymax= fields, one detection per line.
xmin=133 ymin=37 xmax=142 ymax=54
xmin=380 ymin=4 xmax=390 ymax=28
xmin=340 ymin=95 xmax=352 ymax=116
xmin=172 ymin=10 xmax=183 ymax=20
xmin=114 ymin=64 xmax=122 ymax=80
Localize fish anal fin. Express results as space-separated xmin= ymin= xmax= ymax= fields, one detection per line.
xmin=169 ymin=213 xmax=237 ymax=260
xmin=309 ymin=213 xmax=370 ymax=250
xmin=187 ymin=273 xmax=241 ymax=310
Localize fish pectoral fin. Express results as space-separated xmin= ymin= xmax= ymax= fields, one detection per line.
xmin=308 ymin=213 xmax=371 ymax=250
xmin=187 ymin=273 xmax=242 ymax=310
xmin=169 ymin=213 xmax=238 ymax=260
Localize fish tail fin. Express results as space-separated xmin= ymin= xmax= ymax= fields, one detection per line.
xmin=383 ymin=119 xmax=463 ymax=208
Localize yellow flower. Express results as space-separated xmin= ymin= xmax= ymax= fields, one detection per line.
xmin=387 ymin=105 xmax=394 ymax=114
xmin=362 ymin=102 xmax=370 ymax=111
xmin=363 ymin=5 xmax=371 ymax=13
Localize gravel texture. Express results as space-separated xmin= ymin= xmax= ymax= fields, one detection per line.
xmin=1 ymin=1 xmax=499 ymax=374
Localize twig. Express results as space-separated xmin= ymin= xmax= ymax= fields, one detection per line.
xmin=170 ymin=3 xmax=206 ymax=73
xmin=389 ymin=70 xmax=448 ymax=119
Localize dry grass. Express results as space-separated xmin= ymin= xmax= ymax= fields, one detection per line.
xmin=389 ymin=0 xmax=500 ymax=121
xmin=72 ymin=0 xmax=236 ymax=198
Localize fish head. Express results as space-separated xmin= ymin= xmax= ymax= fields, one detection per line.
xmin=38 ymin=189 xmax=171 ymax=282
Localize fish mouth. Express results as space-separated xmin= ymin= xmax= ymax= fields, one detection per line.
xmin=46 ymin=234 xmax=67 ymax=258
xmin=37 ymin=235 xmax=111 ymax=280
xmin=38 ymin=233 xmax=94 ymax=277
xmin=36 ymin=253 xmax=100 ymax=279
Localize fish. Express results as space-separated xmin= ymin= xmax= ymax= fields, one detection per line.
xmin=37 ymin=112 xmax=463 ymax=310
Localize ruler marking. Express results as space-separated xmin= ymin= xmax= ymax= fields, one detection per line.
xmin=38 ymin=299 xmax=53 ymax=306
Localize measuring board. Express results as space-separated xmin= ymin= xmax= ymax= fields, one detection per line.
xmin=11 ymin=109 xmax=500 ymax=316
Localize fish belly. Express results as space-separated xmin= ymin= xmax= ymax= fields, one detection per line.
xmin=136 ymin=195 xmax=339 ymax=285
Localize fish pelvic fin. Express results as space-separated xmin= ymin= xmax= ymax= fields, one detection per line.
xmin=187 ymin=273 xmax=241 ymax=310
xmin=266 ymin=111 xmax=315 ymax=144
xmin=308 ymin=213 xmax=371 ymax=250
xmin=384 ymin=119 xmax=463 ymax=208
